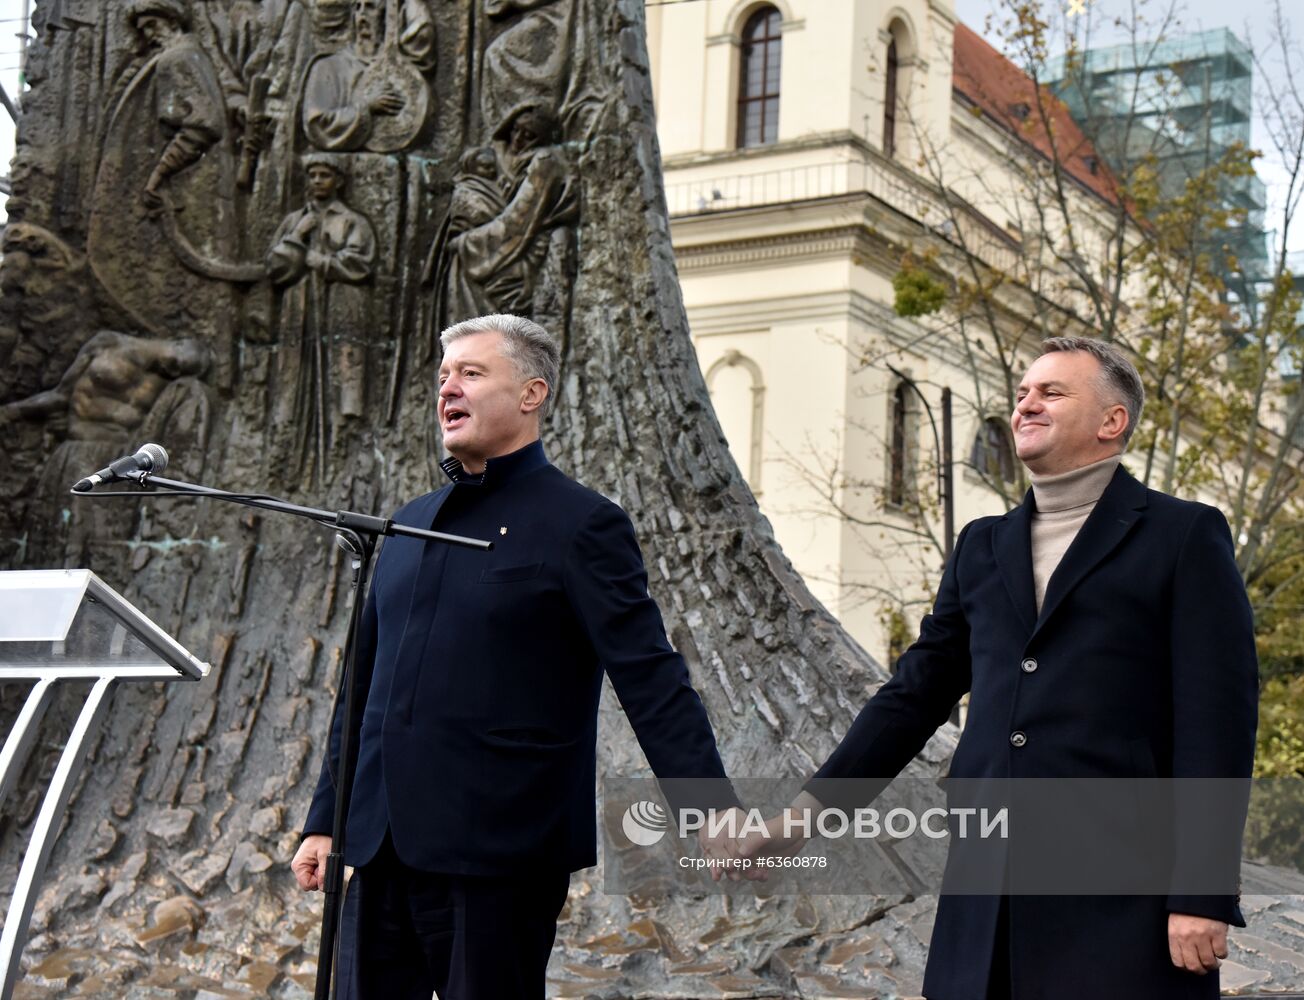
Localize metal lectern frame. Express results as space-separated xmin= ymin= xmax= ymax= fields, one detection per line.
xmin=0 ymin=569 xmax=208 ymax=1000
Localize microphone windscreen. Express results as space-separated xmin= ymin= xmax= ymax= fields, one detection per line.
xmin=137 ymin=443 xmax=169 ymax=473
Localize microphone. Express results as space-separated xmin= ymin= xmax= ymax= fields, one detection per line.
xmin=72 ymin=443 xmax=169 ymax=492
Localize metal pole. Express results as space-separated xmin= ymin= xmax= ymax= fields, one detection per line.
xmin=0 ymin=677 xmax=116 ymax=1000
xmin=0 ymin=679 xmax=56 ymax=810
xmin=313 ymin=530 xmax=374 ymax=1000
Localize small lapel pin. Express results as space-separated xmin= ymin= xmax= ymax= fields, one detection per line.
xmin=499 ymin=526 xmax=508 ymax=536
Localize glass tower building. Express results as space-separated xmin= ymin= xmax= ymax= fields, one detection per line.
xmin=1045 ymin=29 xmax=1268 ymax=285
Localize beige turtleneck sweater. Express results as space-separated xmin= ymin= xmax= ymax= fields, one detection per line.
xmin=1029 ymin=455 xmax=1122 ymax=613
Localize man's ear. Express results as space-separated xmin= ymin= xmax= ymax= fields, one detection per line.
xmin=1099 ymin=403 xmax=1129 ymax=445
xmin=520 ymin=378 xmax=549 ymax=415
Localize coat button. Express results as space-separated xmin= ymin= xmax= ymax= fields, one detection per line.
xmin=1021 ymin=657 xmax=1038 ymax=673
xmin=1010 ymin=731 xmax=1027 ymax=748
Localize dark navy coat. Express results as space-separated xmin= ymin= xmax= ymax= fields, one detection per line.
xmin=810 ymin=467 xmax=1258 ymax=1000
xmin=304 ymin=441 xmax=736 ymax=874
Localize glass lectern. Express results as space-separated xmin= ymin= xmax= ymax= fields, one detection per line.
xmin=0 ymin=569 xmax=208 ymax=1000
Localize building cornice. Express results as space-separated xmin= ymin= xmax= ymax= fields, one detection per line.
xmin=661 ymin=131 xmax=883 ymax=171
xmin=685 ymin=288 xmax=999 ymax=381
xmin=927 ymin=0 xmax=958 ymax=28
xmin=671 ymin=195 xmax=1100 ymax=368
xmin=673 ymin=221 xmax=891 ymax=273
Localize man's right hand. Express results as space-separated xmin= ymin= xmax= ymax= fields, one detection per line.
xmin=292 ymin=834 xmax=331 ymax=891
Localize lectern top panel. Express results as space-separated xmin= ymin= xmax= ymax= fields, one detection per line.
xmin=0 ymin=569 xmax=91 ymax=642
xmin=0 ymin=570 xmax=207 ymax=680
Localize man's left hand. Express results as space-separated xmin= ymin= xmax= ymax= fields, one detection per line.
xmin=1168 ymin=913 xmax=1229 ymax=974
xmin=697 ymin=806 xmax=757 ymax=883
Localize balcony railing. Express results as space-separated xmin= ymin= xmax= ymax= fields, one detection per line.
xmin=663 ymin=156 xmax=1023 ymax=274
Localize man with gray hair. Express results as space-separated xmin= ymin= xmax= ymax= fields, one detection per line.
xmin=292 ymin=314 xmax=744 ymax=999
xmin=743 ymin=336 xmax=1258 ymax=999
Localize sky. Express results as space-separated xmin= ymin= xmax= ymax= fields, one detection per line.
xmin=0 ymin=0 xmax=1297 ymax=253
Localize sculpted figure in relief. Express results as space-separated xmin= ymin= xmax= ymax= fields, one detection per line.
xmin=196 ymin=0 xmax=315 ymax=191
xmin=429 ymin=103 xmax=578 ymax=352
xmin=0 ymin=331 xmax=210 ymax=442
xmin=300 ymin=0 xmax=434 ymax=152
xmin=481 ymin=0 xmax=602 ymax=140
xmin=87 ymin=0 xmax=237 ymax=338
xmin=123 ymin=0 xmax=228 ymax=211
xmin=266 ymin=154 xmax=377 ymax=478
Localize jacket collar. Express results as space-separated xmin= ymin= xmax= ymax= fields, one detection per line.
xmin=438 ymin=439 xmax=549 ymax=490
xmin=308 ymin=198 xmax=349 ymax=217
xmin=993 ymin=463 xmax=1148 ymax=639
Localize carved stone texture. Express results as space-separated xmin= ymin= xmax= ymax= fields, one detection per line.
xmin=0 ymin=0 xmax=948 ymax=995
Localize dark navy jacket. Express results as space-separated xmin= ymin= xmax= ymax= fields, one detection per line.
xmin=304 ymin=441 xmax=737 ymax=874
xmin=809 ymin=467 xmax=1258 ymax=1000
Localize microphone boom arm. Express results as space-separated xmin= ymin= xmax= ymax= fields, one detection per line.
xmin=74 ymin=472 xmax=493 ymax=551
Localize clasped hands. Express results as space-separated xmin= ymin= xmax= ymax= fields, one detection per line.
xmin=695 ymin=793 xmax=821 ymax=883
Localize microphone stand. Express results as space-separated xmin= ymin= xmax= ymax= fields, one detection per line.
xmin=71 ymin=471 xmax=492 ymax=1000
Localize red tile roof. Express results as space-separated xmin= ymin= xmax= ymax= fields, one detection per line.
xmin=952 ymin=23 xmax=1121 ymax=205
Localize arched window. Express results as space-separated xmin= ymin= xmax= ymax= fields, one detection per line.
xmin=706 ymin=350 xmax=766 ymax=491
xmin=971 ymin=417 xmax=1017 ymax=483
xmin=884 ymin=37 xmax=899 ymax=158
xmin=737 ymin=7 xmax=782 ymax=148
xmin=888 ymin=381 xmax=910 ymax=506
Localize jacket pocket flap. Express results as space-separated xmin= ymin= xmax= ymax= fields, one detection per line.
xmin=478 ymin=562 xmax=544 ymax=584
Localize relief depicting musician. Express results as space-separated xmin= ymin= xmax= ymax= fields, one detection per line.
xmin=300 ymin=0 xmax=434 ymax=152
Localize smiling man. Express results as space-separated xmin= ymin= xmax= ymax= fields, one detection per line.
xmin=291 ymin=313 xmax=742 ymax=999
xmin=743 ymin=337 xmax=1258 ymax=999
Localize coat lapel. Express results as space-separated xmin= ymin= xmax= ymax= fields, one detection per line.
xmin=392 ymin=485 xmax=455 ymax=628
xmin=1031 ymin=466 xmax=1147 ymax=642
xmin=992 ymin=494 xmax=1038 ymax=635
xmin=394 ymin=484 xmax=454 ymax=532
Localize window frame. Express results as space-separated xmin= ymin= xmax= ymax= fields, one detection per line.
xmin=884 ymin=36 xmax=899 ymax=158
xmin=888 ymin=381 xmax=910 ymax=506
xmin=971 ymin=416 xmax=1017 ymax=484
xmin=736 ymin=6 xmax=783 ymax=149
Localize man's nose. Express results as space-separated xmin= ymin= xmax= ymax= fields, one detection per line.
xmin=439 ymin=377 xmax=459 ymax=399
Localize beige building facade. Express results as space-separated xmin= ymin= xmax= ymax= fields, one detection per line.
xmin=645 ymin=0 xmax=1122 ymax=664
